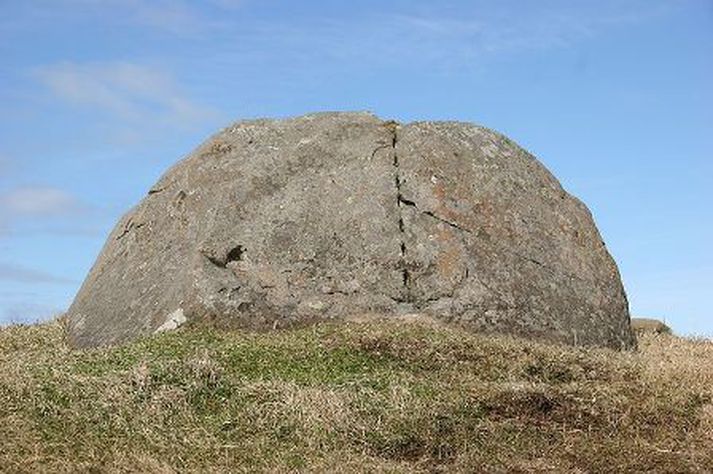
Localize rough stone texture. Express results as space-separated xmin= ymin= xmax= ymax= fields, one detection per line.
xmin=66 ymin=112 xmax=635 ymax=349
xmin=631 ymin=318 xmax=672 ymax=335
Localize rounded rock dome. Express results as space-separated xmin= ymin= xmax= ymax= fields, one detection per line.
xmin=66 ymin=112 xmax=634 ymax=349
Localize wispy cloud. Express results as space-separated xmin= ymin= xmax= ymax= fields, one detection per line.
xmin=1 ymin=0 xmax=244 ymax=36
xmin=0 ymin=262 xmax=75 ymax=285
xmin=36 ymin=62 xmax=217 ymax=128
xmin=201 ymin=2 xmax=676 ymax=80
xmin=127 ymin=0 xmax=224 ymax=35
xmin=113 ymin=0 xmax=249 ymax=34
xmin=0 ymin=186 xmax=87 ymax=217
xmin=114 ymin=0 xmax=249 ymax=33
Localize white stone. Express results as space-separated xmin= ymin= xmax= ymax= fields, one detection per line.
xmin=154 ymin=308 xmax=187 ymax=334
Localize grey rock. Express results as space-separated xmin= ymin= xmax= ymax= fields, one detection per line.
xmin=66 ymin=112 xmax=635 ymax=349
xmin=631 ymin=317 xmax=672 ymax=335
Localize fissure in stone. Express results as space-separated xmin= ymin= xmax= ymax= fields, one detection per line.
xmin=391 ymin=128 xmax=411 ymax=300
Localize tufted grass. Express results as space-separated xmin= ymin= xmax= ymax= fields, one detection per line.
xmin=1 ymin=318 xmax=711 ymax=473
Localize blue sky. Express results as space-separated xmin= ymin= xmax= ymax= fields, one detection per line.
xmin=0 ymin=0 xmax=711 ymax=335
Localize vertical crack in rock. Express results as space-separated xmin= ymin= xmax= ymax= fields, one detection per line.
xmin=389 ymin=122 xmax=411 ymax=301
xmin=65 ymin=113 xmax=634 ymax=350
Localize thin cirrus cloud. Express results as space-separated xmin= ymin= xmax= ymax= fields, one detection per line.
xmin=200 ymin=4 xmax=673 ymax=79
xmin=0 ymin=186 xmax=87 ymax=217
xmin=35 ymin=61 xmax=218 ymax=129
xmin=4 ymin=0 xmax=242 ymax=36
xmin=127 ymin=0 xmax=239 ymax=35
xmin=0 ymin=262 xmax=75 ymax=285
xmin=104 ymin=0 xmax=246 ymax=34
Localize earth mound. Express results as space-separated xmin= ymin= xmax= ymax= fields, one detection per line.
xmin=66 ymin=112 xmax=634 ymax=349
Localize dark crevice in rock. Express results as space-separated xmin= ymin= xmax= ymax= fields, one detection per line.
xmin=202 ymin=245 xmax=245 ymax=268
xmin=226 ymin=245 xmax=245 ymax=264
xmin=422 ymin=211 xmax=473 ymax=234
xmin=148 ymin=187 xmax=164 ymax=195
xmin=421 ymin=291 xmax=452 ymax=306
xmin=116 ymin=219 xmax=134 ymax=240
xmin=390 ymin=123 xmax=412 ymax=302
xmin=325 ymin=289 xmax=351 ymax=296
xmin=116 ymin=221 xmax=133 ymax=241
xmin=218 ymin=286 xmax=241 ymax=299
xmin=398 ymin=195 xmax=417 ymax=207
xmin=370 ymin=144 xmax=391 ymax=160
xmin=388 ymin=295 xmax=410 ymax=304
xmin=116 ymin=220 xmax=145 ymax=241
xmin=204 ymin=254 xmax=226 ymax=268
xmin=394 ymin=189 xmax=474 ymax=236
xmin=402 ymin=267 xmax=411 ymax=288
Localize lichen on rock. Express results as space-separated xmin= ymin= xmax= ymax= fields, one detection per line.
xmin=66 ymin=112 xmax=635 ymax=349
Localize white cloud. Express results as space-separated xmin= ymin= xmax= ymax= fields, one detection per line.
xmin=36 ymin=61 xmax=218 ymax=128
xmin=0 ymin=186 xmax=86 ymax=217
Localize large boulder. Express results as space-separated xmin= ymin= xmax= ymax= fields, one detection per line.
xmin=66 ymin=112 xmax=635 ymax=349
xmin=631 ymin=318 xmax=672 ymax=335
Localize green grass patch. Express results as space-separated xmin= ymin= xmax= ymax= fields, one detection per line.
xmin=1 ymin=318 xmax=711 ymax=473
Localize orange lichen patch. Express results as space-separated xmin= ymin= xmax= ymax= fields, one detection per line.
xmin=473 ymin=199 xmax=497 ymax=229
xmin=434 ymin=226 xmax=465 ymax=282
xmin=432 ymin=179 xmax=447 ymax=204
xmin=431 ymin=180 xmax=476 ymax=231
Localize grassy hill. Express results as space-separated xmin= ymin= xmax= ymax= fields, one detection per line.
xmin=1 ymin=318 xmax=711 ymax=473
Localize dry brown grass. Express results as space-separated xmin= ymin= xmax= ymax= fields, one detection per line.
xmin=1 ymin=319 xmax=711 ymax=473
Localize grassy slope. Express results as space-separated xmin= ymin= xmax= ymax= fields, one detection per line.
xmin=1 ymin=319 xmax=711 ymax=473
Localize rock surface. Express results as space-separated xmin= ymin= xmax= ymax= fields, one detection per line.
xmin=631 ymin=318 xmax=672 ymax=335
xmin=66 ymin=112 xmax=635 ymax=349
